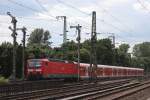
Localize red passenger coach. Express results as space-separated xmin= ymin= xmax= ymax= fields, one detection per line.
xmin=78 ymin=63 xmax=144 ymax=79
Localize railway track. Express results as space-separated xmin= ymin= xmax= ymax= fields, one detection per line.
xmin=102 ymin=80 xmax=150 ymax=100
xmin=0 ymin=79 xmax=85 ymax=96
xmin=0 ymin=76 xmax=146 ymax=97
xmin=60 ymin=80 xmax=150 ymax=100
xmin=0 ymin=78 xmax=114 ymax=95
xmin=0 ymin=79 xmax=132 ymax=100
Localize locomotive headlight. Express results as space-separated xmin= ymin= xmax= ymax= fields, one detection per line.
xmin=28 ymin=69 xmax=33 ymax=72
xmin=35 ymin=69 xmax=42 ymax=72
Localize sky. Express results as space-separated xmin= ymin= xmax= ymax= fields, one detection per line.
xmin=0 ymin=0 xmax=150 ymax=52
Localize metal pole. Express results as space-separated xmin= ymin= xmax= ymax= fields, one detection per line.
xmin=21 ymin=27 xmax=26 ymax=79
xmin=90 ymin=11 xmax=97 ymax=81
xmin=56 ymin=16 xmax=67 ymax=60
xmin=63 ymin=16 xmax=67 ymax=60
xmin=7 ymin=12 xmax=17 ymax=81
xmin=112 ymin=35 xmax=115 ymax=48
xmin=70 ymin=24 xmax=82 ymax=81
xmin=63 ymin=16 xmax=67 ymax=44
xmin=108 ymin=33 xmax=115 ymax=48
xmin=77 ymin=24 xmax=81 ymax=81
xmin=16 ymin=27 xmax=27 ymax=80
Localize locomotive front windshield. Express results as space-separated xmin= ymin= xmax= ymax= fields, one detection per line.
xmin=28 ymin=60 xmax=41 ymax=68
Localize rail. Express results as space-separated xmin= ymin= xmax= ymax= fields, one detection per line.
xmin=0 ymin=79 xmax=70 ymax=96
xmin=0 ymin=79 xmax=132 ymax=99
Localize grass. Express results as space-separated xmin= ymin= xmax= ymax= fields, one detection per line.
xmin=0 ymin=76 xmax=8 ymax=85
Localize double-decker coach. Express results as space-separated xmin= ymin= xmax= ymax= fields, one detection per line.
xmin=79 ymin=63 xmax=144 ymax=79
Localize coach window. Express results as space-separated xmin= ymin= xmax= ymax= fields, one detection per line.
xmin=84 ymin=68 xmax=86 ymax=73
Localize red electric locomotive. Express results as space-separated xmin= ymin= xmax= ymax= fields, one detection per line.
xmin=26 ymin=59 xmax=78 ymax=80
xmin=26 ymin=58 xmax=144 ymax=80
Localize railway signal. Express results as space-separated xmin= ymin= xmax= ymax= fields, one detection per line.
xmin=16 ymin=27 xmax=27 ymax=80
xmin=70 ymin=24 xmax=82 ymax=81
xmin=7 ymin=12 xmax=27 ymax=80
xmin=7 ymin=12 xmax=17 ymax=81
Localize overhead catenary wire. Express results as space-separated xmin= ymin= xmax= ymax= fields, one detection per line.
xmin=33 ymin=0 xmax=91 ymax=33
xmin=5 ymin=1 xmax=58 ymax=24
xmin=92 ymin=1 xmax=134 ymax=33
xmin=137 ymin=0 xmax=150 ymax=13
xmin=0 ymin=16 xmax=56 ymax=25
xmin=1 ymin=2 xmax=63 ymax=46
xmin=8 ymin=0 xmax=90 ymax=31
xmin=54 ymin=0 xmax=135 ymax=36
xmin=0 ymin=35 xmax=23 ymax=38
xmin=34 ymin=0 xmax=56 ymax=18
xmin=16 ymin=16 xmax=58 ymax=22
xmin=1 ymin=1 xmax=57 ymax=22
xmin=55 ymin=0 xmax=92 ymax=28
xmin=4 ymin=0 xmax=138 ymax=44
xmin=35 ymin=0 xmax=90 ymax=29
xmin=3 ymin=0 xmax=138 ymax=35
xmin=6 ymin=0 xmax=91 ymax=33
xmin=55 ymin=0 xmax=91 ymax=16
xmin=96 ymin=18 xmax=133 ymax=36
xmin=7 ymin=0 xmax=55 ymax=19
xmin=0 ymin=0 xmax=124 ymax=37
xmin=7 ymin=0 xmax=40 ymax=13
xmin=35 ymin=0 xmax=49 ymax=12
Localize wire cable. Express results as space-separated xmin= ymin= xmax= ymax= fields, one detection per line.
xmin=137 ymin=0 xmax=150 ymax=13
xmin=96 ymin=18 xmax=133 ymax=35
xmin=55 ymin=0 xmax=134 ymax=35
xmin=17 ymin=16 xmax=57 ymax=22
xmin=55 ymin=0 xmax=91 ymax=16
xmin=34 ymin=0 xmax=56 ymax=18
xmin=6 ymin=0 xmax=135 ymax=42
xmin=55 ymin=0 xmax=91 ymax=29
xmin=35 ymin=0 xmax=91 ymax=30
xmin=92 ymin=1 xmax=134 ymax=32
xmin=7 ymin=0 xmax=55 ymax=19
xmin=7 ymin=0 xmax=40 ymax=13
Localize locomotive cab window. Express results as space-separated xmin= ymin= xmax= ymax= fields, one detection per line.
xmin=28 ymin=60 xmax=41 ymax=68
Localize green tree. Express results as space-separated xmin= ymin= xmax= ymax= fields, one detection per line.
xmin=132 ymin=42 xmax=150 ymax=73
xmin=116 ymin=44 xmax=131 ymax=66
xmin=0 ymin=42 xmax=13 ymax=77
xmin=81 ymin=39 xmax=114 ymax=65
xmin=133 ymin=42 xmax=150 ymax=58
xmin=118 ymin=44 xmax=130 ymax=54
xmin=28 ymin=28 xmax=51 ymax=45
xmin=96 ymin=39 xmax=114 ymax=65
xmin=27 ymin=28 xmax=52 ymax=58
xmin=81 ymin=39 xmax=91 ymax=50
xmin=16 ymin=44 xmax=23 ymax=78
xmin=80 ymin=48 xmax=90 ymax=63
xmin=0 ymin=42 xmax=23 ymax=78
xmin=61 ymin=41 xmax=77 ymax=60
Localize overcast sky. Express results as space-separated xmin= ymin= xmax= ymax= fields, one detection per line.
xmin=0 ymin=0 xmax=150 ymax=51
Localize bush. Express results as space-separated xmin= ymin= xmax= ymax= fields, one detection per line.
xmin=0 ymin=76 xmax=8 ymax=85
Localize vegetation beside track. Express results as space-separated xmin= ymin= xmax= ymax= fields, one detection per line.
xmin=0 ymin=76 xmax=8 ymax=85
xmin=0 ymin=28 xmax=149 ymax=79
